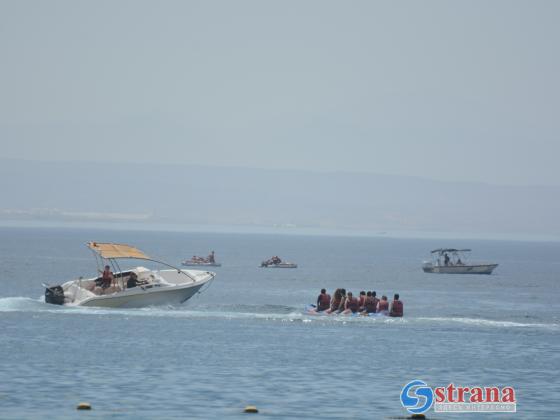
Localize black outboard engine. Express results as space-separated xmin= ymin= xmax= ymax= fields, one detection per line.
xmin=45 ymin=285 xmax=65 ymax=305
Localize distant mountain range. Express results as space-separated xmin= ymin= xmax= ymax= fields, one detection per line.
xmin=1 ymin=158 xmax=559 ymax=238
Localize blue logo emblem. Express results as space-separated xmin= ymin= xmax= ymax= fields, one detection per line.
xmin=400 ymin=380 xmax=434 ymax=414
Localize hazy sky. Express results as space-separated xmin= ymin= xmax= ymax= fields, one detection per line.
xmin=1 ymin=1 xmax=558 ymax=186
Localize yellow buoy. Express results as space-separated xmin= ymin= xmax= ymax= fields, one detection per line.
xmin=244 ymin=405 xmax=259 ymax=413
xmin=76 ymin=402 xmax=92 ymax=410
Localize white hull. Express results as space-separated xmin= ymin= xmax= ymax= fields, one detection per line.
xmin=182 ymin=261 xmax=221 ymax=267
xmin=261 ymin=263 xmax=298 ymax=268
xmin=423 ymin=264 xmax=498 ymax=275
xmin=79 ymin=282 xmax=205 ymax=308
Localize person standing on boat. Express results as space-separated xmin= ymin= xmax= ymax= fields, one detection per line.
xmin=389 ymin=293 xmax=404 ymax=317
xmin=100 ymin=265 xmax=114 ymax=289
xmin=208 ymin=251 xmax=215 ymax=263
xmin=316 ymin=288 xmax=331 ymax=312
xmin=444 ymin=253 xmax=450 ymax=266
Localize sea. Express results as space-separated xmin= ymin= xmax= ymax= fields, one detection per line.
xmin=0 ymin=225 xmax=559 ymax=419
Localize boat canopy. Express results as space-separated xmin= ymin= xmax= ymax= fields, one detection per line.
xmin=87 ymin=242 xmax=150 ymax=260
xmin=431 ymin=248 xmax=472 ymax=254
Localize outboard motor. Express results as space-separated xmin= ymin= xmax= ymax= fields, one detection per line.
xmin=45 ymin=285 xmax=65 ymax=305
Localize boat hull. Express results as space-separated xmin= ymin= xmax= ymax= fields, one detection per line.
xmin=423 ymin=264 xmax=498 ymax=274
xmin=182 ymin=262 xmax=221 ymax=267
xmin=261 ymin=263 xmax=298 ymax=268
xmin=78 ymin=282 xmax=205 ymax=308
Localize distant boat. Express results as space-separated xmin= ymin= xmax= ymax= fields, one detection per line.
xmin=422 ymin=248 xmax=498 ymax=275
xmin=182 ymin=260 xmax=222 ymax=267
xmin=260 ymin=256 xmax=297 ymax=268
xmin=182 ymin=251 xmax=221 ymax=267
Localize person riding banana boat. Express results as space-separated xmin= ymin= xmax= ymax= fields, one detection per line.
xmin=307 ymin=288 xmax=403 ymax=317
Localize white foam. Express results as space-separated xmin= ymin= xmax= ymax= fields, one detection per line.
xmin=0 ymin=297 xmax=557 ymax=331
xmin=416 ymin=316 xmax=560 ymax=330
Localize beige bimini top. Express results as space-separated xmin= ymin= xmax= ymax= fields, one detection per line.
xmin=87 ymin=242 xmax=150 ymax=260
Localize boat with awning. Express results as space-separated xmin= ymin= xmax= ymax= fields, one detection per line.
xmin=422 ymin=248 xmax=498 ymax=275
xmin=43 ymin=242 xmax=215 ymax=308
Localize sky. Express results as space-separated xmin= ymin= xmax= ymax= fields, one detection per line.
xmin=1 ymin=0 xmax=559 ymax=186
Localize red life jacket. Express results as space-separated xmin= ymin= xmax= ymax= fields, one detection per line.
xmin=318 ymin=293 xmax=331 ymax=310
xmin=347 ymin=297 xmax=359 ymax=312
xmin=364 ymin=297 xmax=376 ymax=312
xmin=390 ymin=300 xmax=403 ymax=317
xmin=378 ymin=300 xmax=389 ymax=312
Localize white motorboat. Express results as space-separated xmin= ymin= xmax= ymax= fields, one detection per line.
xmin=260 ymin=257 xmax=297 ymax=268
xmin=182 ymin=251 xmax=221 ymax=267
xmin=44 ymin=242 xmax=215 ymax=308
xmin=422 ymin=248 xmax=498 ymax=275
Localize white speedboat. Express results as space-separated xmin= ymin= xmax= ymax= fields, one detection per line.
xmin=422 ymin=248 xmax=498 ymax=275
xmin=260 ymin=258 xmax=297 ymax=268
xmin=44 ymin=242 xmax=215 ymax=308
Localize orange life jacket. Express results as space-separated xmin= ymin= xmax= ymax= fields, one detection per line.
xmin=390 ymin=300 xmax=403 ymax=317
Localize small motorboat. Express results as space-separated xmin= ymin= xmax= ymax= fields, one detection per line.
xmin=422 ymin=248 xmax=498 ymax=275
xmin=260 ymin=256 xmax=297 ymax=268
xmin=182 ymin=251 xmax=220 ymax=267
xmin=44 ymin=242 xmax=215 ymax=308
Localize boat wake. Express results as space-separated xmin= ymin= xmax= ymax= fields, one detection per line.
xmin=0 ymin=297 xmax=558 ymax=331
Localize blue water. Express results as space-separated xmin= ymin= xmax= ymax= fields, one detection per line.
xmin=1 ymin=226 xmax=559 ymax=419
